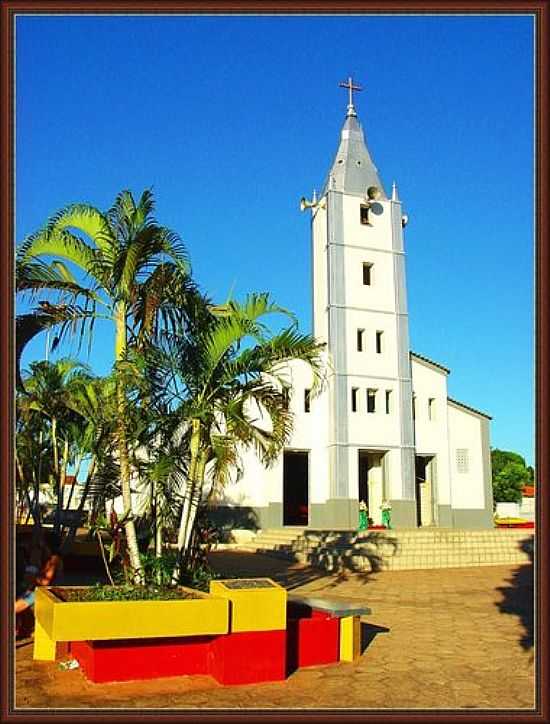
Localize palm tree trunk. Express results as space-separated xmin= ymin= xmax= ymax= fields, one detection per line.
xmin=172 ymin=419 xmax=201 ymax=582
xmin=176 ymin=420 xmax=201 ymax=551
xmin=115 ymin=301 xmax=144 ymax=583
xmin=51 ymin=417 xmax=59 ymax=476
xmin=180 ymin=450 xmax=208 ymax=572
xmin=15 ymin=450 xmax=28 ymax=523
xmin=55 ymin=437 xmax=69 ymax=535
xmin=51 ymin=417 xmax=62 ymax=533
xmin=154 ymin=484 xmax=163 ymax=558
xmin=31 ymin=468 xmax=42 ymax=531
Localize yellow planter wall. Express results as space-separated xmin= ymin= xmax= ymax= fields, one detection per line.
xmin=209 ymin=578 xmax=286 ymax=632
xmin=34 ymin=587 xmax=229 ymax=661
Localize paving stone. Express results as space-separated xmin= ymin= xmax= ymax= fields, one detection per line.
xmin=15 ymin=552 xmax=535 ymax=711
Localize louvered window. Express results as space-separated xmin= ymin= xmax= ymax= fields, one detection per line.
xmin=456 ymin=449 xmax=469 ymax=474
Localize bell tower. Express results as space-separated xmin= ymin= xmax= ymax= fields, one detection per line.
xmin=304 ymin=79 xmax=417 ymax=528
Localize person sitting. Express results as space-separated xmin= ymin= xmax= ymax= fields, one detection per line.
xmin=15 ymin=532 xmax=63 ymax=616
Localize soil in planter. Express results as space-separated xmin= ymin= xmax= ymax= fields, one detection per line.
xmin=50 ymin=585 xmax=203 ymax=603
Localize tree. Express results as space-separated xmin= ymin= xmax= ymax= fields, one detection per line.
xmin=145 ymin=292 xmax=325 ymax=579
xmin=16 ymin=189 xmax=196 ymax=582
xmin=491 ymin=448 xmax=531 ymax=504
xmin=16 ymin=358 xmax=91 ymax=532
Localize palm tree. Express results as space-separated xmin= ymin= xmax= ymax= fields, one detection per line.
xmin=16 ymin=358 xmax=91 ymax=532
xmin=59 ymin=372 xmax=122 ymax=550
xmin=145 ymin=292 xmax=325 ymax=579
xmin=16 ymin=189 xmax=196 ymax=581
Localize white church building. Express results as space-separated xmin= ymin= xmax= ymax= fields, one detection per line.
xmin=219 ymin=82 xmax=494 ymax=531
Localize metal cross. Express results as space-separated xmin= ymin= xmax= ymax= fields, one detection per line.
xmin=338 ymin=76 xmax=363 ymax=109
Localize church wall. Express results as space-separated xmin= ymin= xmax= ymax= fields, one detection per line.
xmin=344 ymin=308 xmax=400 ymax=378
xmin=219 ymin=448 xmax=282 ymax=510
xmin=341 ymin=196 xmax=394 ymax=252
xmin=346 ymin=377 xmax=401 ymax=447
xmin=283 ymin=359 xmax=330 ymax=506
xmin=411 ymin=358 xmax=452 ymax=507
xmin=213 ymin=357 xmax=332 ymax=526
xmin=312 ymin=205 xmax=328 ymax=342
xmin=447 ymin=403 xmax=490 ymax=515
xmin=342 ymin=247 xmax=397 ymax=312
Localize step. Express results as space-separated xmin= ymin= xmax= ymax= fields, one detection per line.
xmin=231 ymin=528 xmax=534 ymax=573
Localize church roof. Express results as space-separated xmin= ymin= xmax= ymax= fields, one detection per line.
xmin=447 ymin=397 xmax=492 ymax=420
xmin=410 ymin=351 xmax=450 ymax=375
xmin=323 ymin=106 xmax=386 ymax=197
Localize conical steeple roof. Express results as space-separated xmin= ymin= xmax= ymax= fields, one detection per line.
xmin=323 ymin=103 xmax=386 ymax=198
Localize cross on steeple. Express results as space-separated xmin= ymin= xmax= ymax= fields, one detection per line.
xmin=338 ymin=76 xmax=363 ymax=117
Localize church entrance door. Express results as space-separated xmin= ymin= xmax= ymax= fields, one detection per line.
xmin=283 ymin=450 xmax=309 ymax=526
xmin=415 ymin=455 xmax=435 ymax=526
xmin=358 ymin=450 xmax=386 ymax=526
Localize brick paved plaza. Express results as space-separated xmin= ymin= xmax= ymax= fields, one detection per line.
xmin=15 ymin=549 xmax=535 ymax=711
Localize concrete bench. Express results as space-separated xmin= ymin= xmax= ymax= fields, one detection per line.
xmin=287 ymin=594 xmax=371 ymax=662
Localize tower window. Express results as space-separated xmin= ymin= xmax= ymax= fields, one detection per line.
xmin=367 ymin=388 xmax=376 ymax=413
xmin=357 ymin=329 xmax=364 ymax=352
xmin=428 ymin=398 xmax=435 ymax=420
xmin=412 ymin=395 xmax=416 ymax=420
xmin=362 ymin=263 xmax=372 ymax=286
xmin=282 ymin=387 xmax=290 ymax=410
xmin=385 ymin=390 xmax=391 ymax=414
xmin=351 ymin=387 xmax=358 ymax=412
xmin=376 ymin=331 xmax=383 ymax=354
xmin=360 ymin=204 xmax=371 ymax=226
xmin=304 ymin=389 xmax=311 ymax=413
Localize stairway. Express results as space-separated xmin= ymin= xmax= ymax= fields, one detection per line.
xmin=235 ymin=527 xmax=534 ymax=573
xmin=236 ymin=528 xmax=307 ymax=558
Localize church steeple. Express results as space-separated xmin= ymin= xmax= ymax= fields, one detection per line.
xmin=324 ymin=77 xmax=386 ymax=198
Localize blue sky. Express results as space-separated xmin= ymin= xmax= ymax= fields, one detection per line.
xmin=15 ymin=14 xmax=534 ymax=465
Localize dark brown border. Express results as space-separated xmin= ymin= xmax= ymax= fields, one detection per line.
xmin=2 ymin=1 xmax=548 ymax=722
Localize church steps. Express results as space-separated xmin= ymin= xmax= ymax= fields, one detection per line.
xmin=233 ymin=528 xmax=533 ymax=572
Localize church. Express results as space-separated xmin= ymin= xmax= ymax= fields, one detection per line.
xmin=220 ymin=80 xmax=494 ymax=531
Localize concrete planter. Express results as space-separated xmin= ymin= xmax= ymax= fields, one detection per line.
xmin=33 ymin=586 xmax=229 ymax=661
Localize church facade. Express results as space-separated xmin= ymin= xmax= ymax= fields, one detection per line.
xmin=221 ymin=87 xmax=494 ymax=531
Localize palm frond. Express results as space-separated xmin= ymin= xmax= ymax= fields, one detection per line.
xmin=206 ymin=434 xmax=242 ymax=502
xmin=131 ymin=265 xmax=200 ymax=344
xmin=16 ymin=305 xmax=97 ymax=391
xmin=17 ymin=227 xmax=100 ymax=278
xmin=16 ymin=257 xmax=103 ymax=306
xmin=227 ymin=292 xmax=297 ymax=329
xmin=47 ymin=203 xmax=114 ymax=255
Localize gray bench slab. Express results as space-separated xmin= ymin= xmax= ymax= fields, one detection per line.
xmin=288 ymin=593 xmax=372 ymax=617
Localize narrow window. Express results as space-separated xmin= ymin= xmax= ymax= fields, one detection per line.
xmin=385 ymin=390 xmax=391 ymax=414
xmin=357 ymin=329 xmax=364 ymax=352
xmin=360 ymin=204 xmax=371 ymax=226
xmin=282 ymin=387 xmax=290 ymax=410
xmin=428 ymin=398 xmax=435 ymax=420
xmin=412 ymin=395 xmax=416 ymax=420
xmin=362 ymin=263 xmax=372 ymax=286
xmin=367 ymin=388 xmax=376 ymax=413
xmin=304 ymin=389 xmax=311 ymax=413
xmin=351 ymin=387 xmax=358 ymax=412
xmin=376 ymin=331 xmax=383 ymax=354
xmin=456 ymin=449 xmax=469 ymax=474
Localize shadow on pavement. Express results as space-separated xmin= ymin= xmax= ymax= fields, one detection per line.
xmin=361 ymin=622 xmax=390 ymax=654
xmin=299 ymin=530 xmax=399 ymax=586
xmin=495 ymin=536 xmax=534 ymax=651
